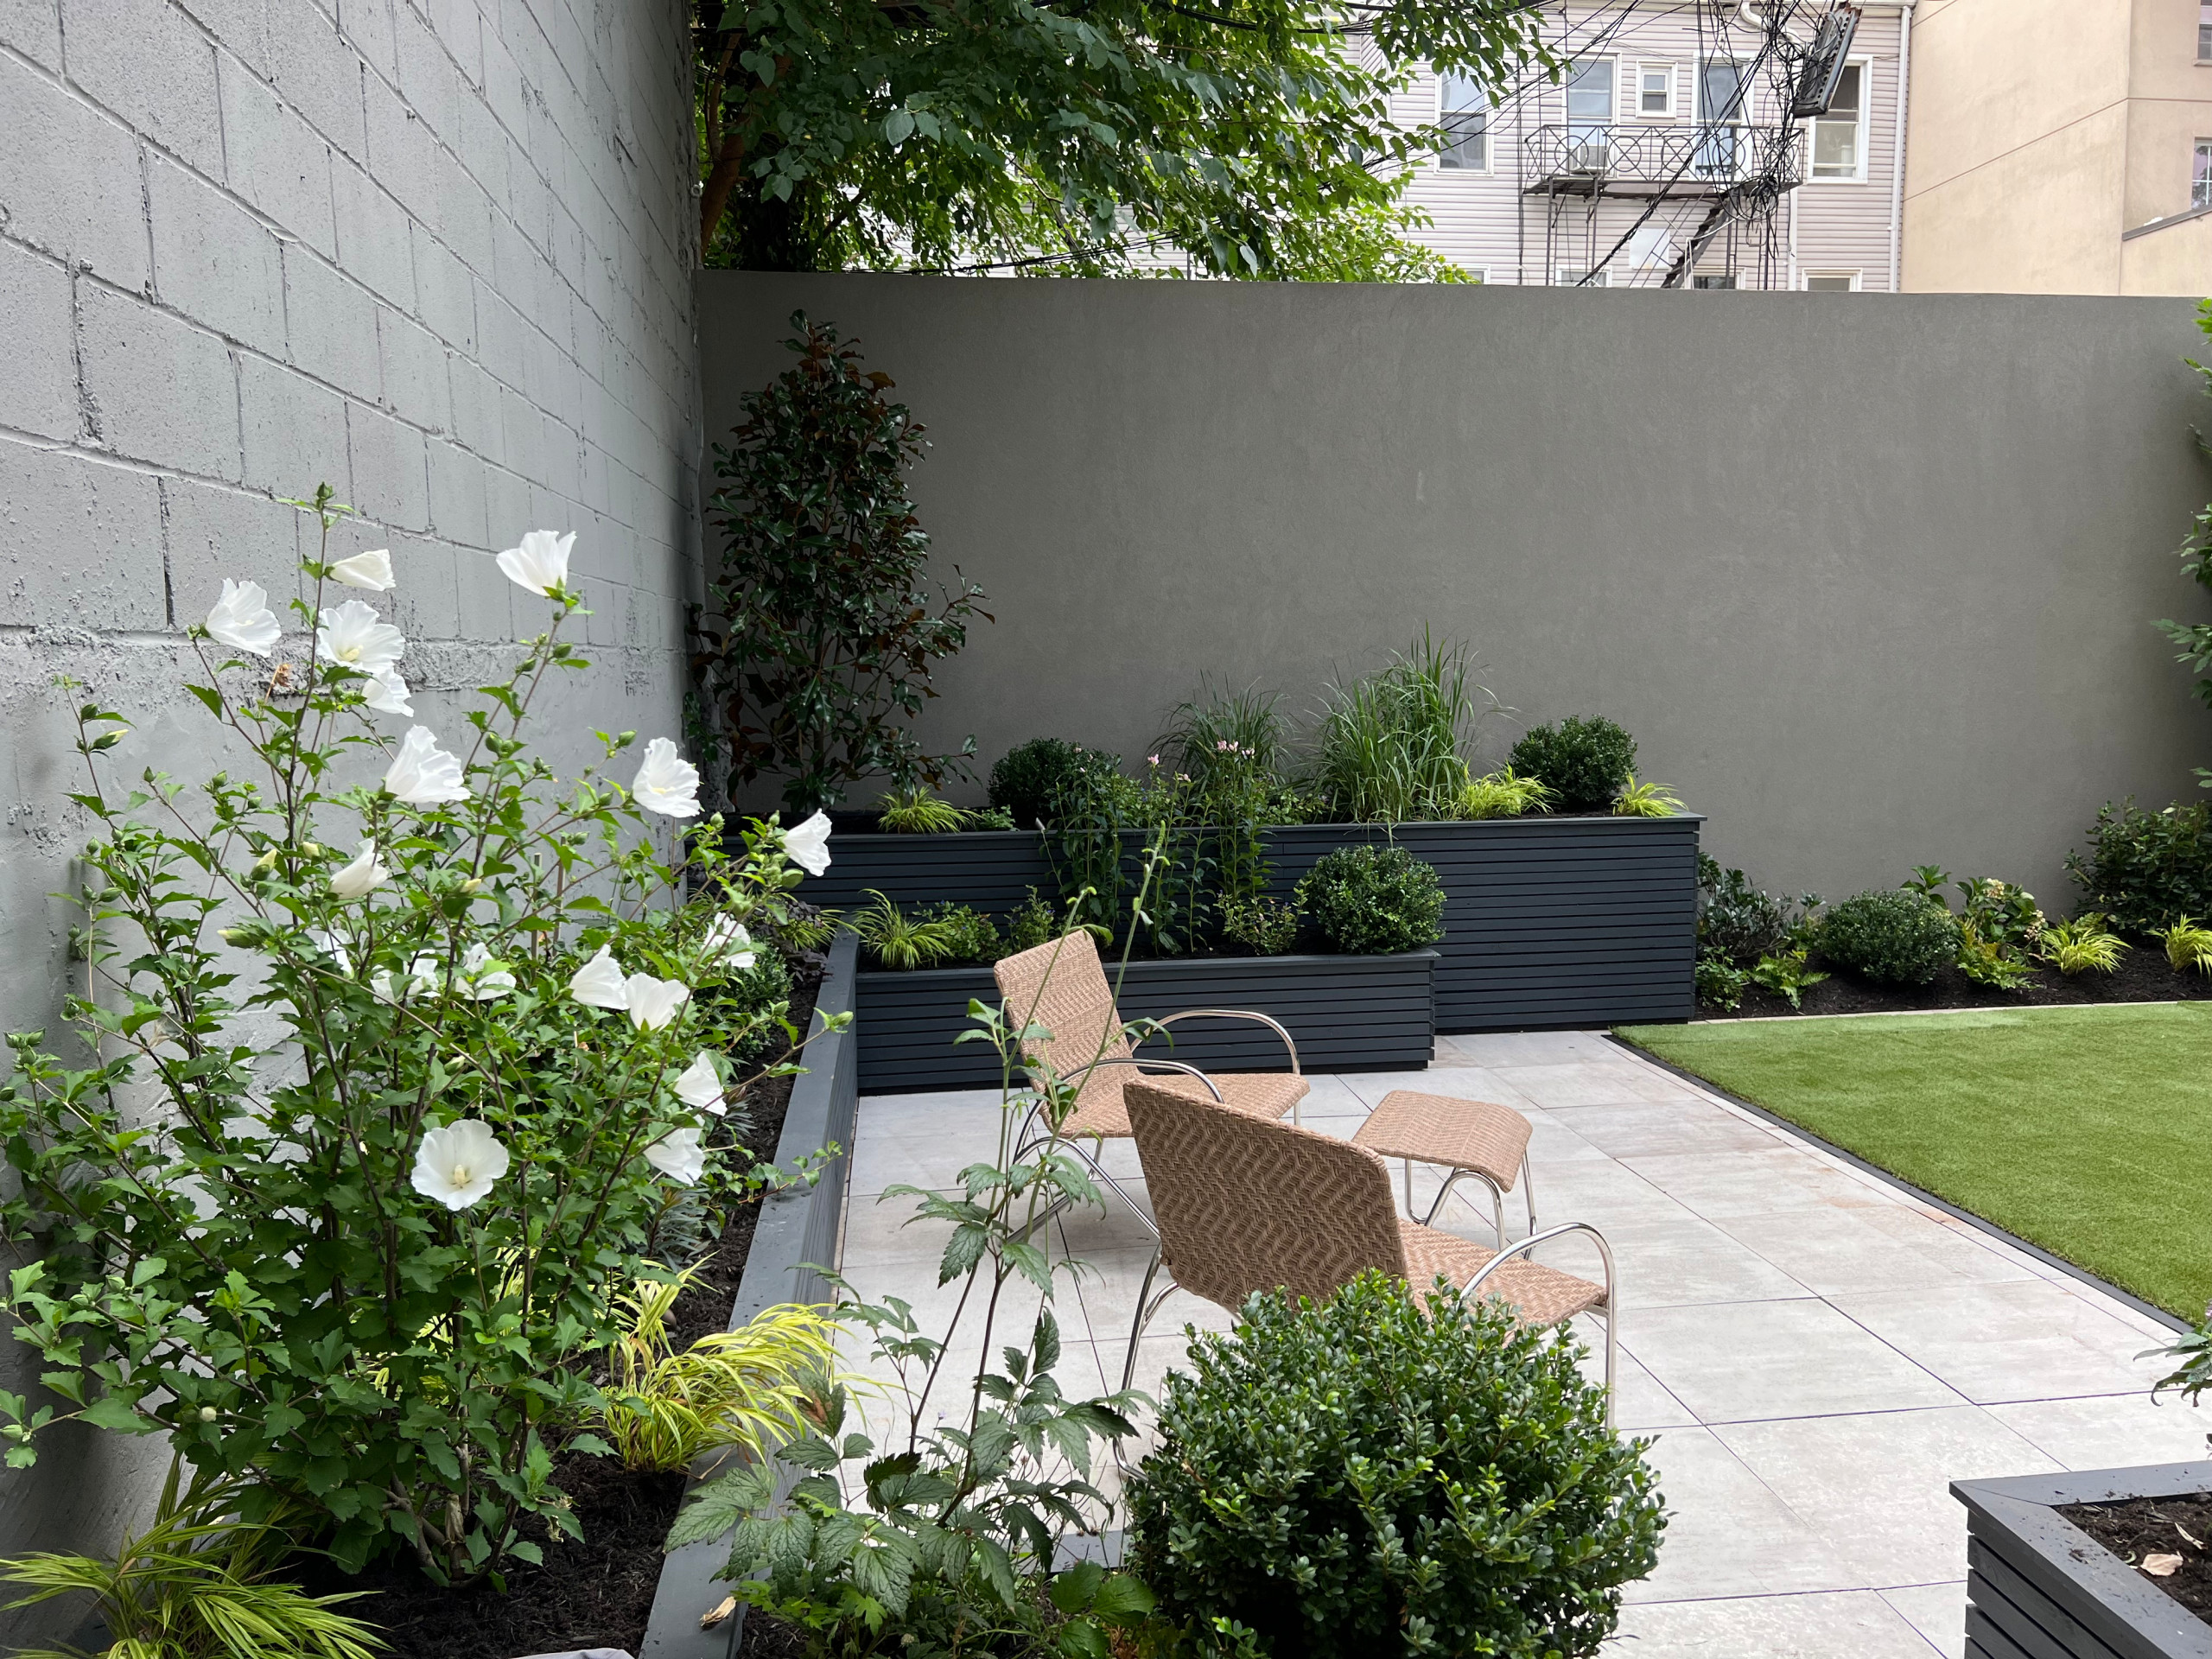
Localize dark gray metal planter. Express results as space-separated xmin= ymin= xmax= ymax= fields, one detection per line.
xmin=638 ymin=933 xmax=861 ymax=1659
xmin=792 ymin=816 xmax=1697 ymax=1034
xmin=855 ymin=947 xmax=1439 ymax=1094
xmin=1952 ymin=1464 xmax=2212 ymax=1659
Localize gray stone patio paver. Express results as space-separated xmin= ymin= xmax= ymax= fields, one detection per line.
xmin=831 ymin=1029 xmax=2194 ymax=1658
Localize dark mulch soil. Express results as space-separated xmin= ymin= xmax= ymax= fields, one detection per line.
xmin=2059 ymin=1494 xmax=2212 ymax=1623
xmin=739 ymin=1609 xmax=811 ymax=1656
xmin=287 ymin=956 xmax=826 ymax=1659
xmin=1704 ymin=941 xmax=2212 ymax=1020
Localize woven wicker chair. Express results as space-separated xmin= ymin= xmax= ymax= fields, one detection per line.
xmin=993 ymin=931 xmax=1308 ymax=1238
xmin=1120 ymin=1078 xmax=1618 ymax=1424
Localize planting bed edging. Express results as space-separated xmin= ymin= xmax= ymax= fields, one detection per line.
xmin=1953 ymin=1464 xmax=2212 ymax=1659
xmin=792 ymin=816 xmax=1698 ymax=1034
xmin=637 ymin=932 xmax=860 ymax=1659
xmin=856 ymin=947 xmax=1439 ymax=1093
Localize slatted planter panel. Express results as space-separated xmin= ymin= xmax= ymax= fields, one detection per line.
xmin=855 ymin=949 xmax=1439 ymax=1094
xmin=792 ymin=816 xmax=1697 ymax=1035
xmin=1951 ymin=1465 xmax=2212 ymax=1659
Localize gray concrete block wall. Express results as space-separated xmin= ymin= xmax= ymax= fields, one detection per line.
xmin=700 ymin=274 xmax=2212 ymax=911
xmin=0 ymin=0 xmax=698 ymax=1613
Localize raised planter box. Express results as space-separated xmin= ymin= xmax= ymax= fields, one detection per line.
xmin=1952 ymin=1464 xmax=2212 ymax=1659
xmin=855 ymin=947 xmax=1438 ymax=1094
xmin=639 ymin=932 xmax=861 ymax=1659
xmin=793 ymin=816 xmax=1698 ymax=1034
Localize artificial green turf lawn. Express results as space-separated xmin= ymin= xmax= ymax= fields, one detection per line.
xmin=1615 ymin=1003 xmax=2212 ymax=1319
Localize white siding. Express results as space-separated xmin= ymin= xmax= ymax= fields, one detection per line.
xmin=1377 ymin=3 xmax=1908 ymax=289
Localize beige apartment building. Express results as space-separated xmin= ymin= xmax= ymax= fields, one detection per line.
xmin=1904 ymin=0 xmax=2212 ymax=292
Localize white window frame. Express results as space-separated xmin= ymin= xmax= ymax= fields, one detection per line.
xmin=1803 ymin=270 xmax=1862 ymax=290
xmin=2199 ymin=2 xmax=2212 ymax=62
xmin=1434 ymin=70 xmax=1492 ymax=175
xmin=1636 ymin=61 xmax=1675 ymax=119
xmin=1806 ymin=58 xmax=1871 ymax=184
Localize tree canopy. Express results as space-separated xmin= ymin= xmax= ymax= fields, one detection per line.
xmin=693 ymin=0 xmax=1553 ymax=277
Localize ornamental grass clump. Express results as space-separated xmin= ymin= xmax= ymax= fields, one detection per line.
xmin=0 ymin=487 xmax=847 ymax=1584
xmin=1125 ymin=1273 xmax=1665 ymax=1658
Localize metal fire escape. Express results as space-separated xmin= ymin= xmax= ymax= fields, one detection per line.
xmin=1518 ymin=1 xmax=1860 ymax=289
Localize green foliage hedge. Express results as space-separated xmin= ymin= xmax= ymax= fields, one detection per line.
xmin=1126 ymin=1274 xmax=1665 ymax=1657
xmin=1821 ymin=890 xmax=1959 ymax=986
xmin=2066 ymin=800 xmax=2212 ymax=934
xmin=987 ymin=738 xmax=1122 ymax=830
xmin=1294 ymin=845 xmax=1446 ymax=956
xmin=1507 ymin=716 xmax=1637 ymax=812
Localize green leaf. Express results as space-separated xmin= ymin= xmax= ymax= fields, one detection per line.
xmin=79 ymin=1395 xmax=149 ymax=1433
xmin=668 ymin=1465 xmax=773 ymax=1552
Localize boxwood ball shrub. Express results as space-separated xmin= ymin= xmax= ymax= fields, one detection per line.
xmin=1126 ymin=1273 xmax=1665 ymax=1658
xmin=1294 ymin=845 xmax=1446 ymax=956
xmin=1508 ymin=716 xmax=1637 ymax=812
xmin=1821 ymin=889 xmax=1960 ymax=985
xmin=987 ymin=737 xmax=1123 ymax=830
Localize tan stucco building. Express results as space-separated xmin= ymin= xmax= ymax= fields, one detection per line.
xmin=1904 ymin=0 xmax=2212 ymax=292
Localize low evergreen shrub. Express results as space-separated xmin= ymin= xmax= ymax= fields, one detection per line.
xmin=988 ymin=737 xmax=1091 ymax=829
xmin=1821 ymin=889 xmax=1958 ymax=986
xmin=1126 ymin=1273 xmax=1665 ymax=1658
xmin=1294 ymin=845 xmax=1446 ymax=956
xmin=2065 ymin=800 xmax=2212 ymax=934
xmin=1507 ymin=715 xmax=1637 ymax=812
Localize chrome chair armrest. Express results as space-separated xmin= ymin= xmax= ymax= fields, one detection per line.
xmin=1150 ymin=1008 xmax=1301 ymax=1075
xmin=1459 ymin=1221 xmax=1616 ymax=1302
xmin=1031 ymin=1054 xmax=1225 ymax=1103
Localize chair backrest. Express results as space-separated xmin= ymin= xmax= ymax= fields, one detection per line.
xmin=992 ymin=931 xmax=1132 ymax=1114
xmin=1123 ymin=1078 xmax=1409 ymax=1311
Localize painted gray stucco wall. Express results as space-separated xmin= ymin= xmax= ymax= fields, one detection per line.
xmin=0 ymin=0 xmax=697 ymax=1622
xmin=699 ymin=272 xmax=2212 ymax=912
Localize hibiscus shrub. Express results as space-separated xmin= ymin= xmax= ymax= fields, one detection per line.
xmin=0 ymin=487 xmax=844 ymax=1580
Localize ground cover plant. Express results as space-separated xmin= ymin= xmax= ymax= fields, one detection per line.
xmin=1125 ymin=1272 xmax=1665 ymax=1657
xmin=0 ymin=493 xmax=849 ymax=1589
xmin=1617 ymin=1004 xmax=2212 ymax=1317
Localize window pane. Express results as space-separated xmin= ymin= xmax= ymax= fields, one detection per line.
xmin=1439 ymin=71 xmax=1484 ymax=113
xmin=1828 ymin=62 xmax=1861 ymax=115
xmin=1641 ymin=67 xmax=1670 ymax=113
xmin=2196 ymin=140 xmax=2212 ymax=209
xmin=1440 ymin=114 xmax=1488 ymax=170
xmin=1555 ymin=268 xmax=1609 ymax=287
xmin=1693 ymin=273 xmax=1736 ymax=289
xmin=1567 ymin=60 xmax=1616 ymax=120
xmin=2202 ymin=3 xmax=2212 ymax=60
xmin=1806 ymin=274 xmax=1856 ymax=290
xmin=1700 ymin=60 xmax=1747 ymax=122
xmin=1814 ymin=121 xmax=1859 ymax=175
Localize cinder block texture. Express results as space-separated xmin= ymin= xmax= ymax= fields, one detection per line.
xmin=0 ymin=0 xmax=700 ymax=1629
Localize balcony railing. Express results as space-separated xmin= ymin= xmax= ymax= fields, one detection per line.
xmin=1521 ymin=123 xmax=1802 ymax=196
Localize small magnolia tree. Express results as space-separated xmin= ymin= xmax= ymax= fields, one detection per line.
xmin=0 ymin=489 xmax=844 ymax=1581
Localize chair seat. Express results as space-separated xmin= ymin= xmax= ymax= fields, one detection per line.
xmin=1065 ymin=1068 xmax=1308 ymax=1139
xmin=1398 ymin=1219 xmax=1607 ymax=1325
xmin=1352 ymin=1089 xmax=1532 ymax=1189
